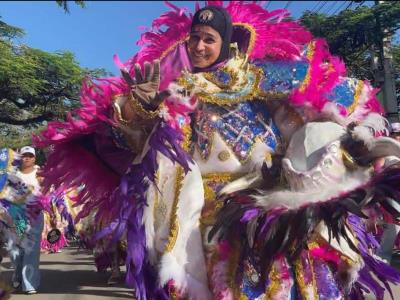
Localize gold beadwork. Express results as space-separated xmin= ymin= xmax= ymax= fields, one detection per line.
xmin=217 ymin=150 xmax=231 ymax=161
xmin=264 ymin=264 xmax=280 ymax=299
xmin=127 ymin=92 xmax=160 ymax=120
xmin=176 ymin=50 xmax=264 ymax=106
xmin=293 ymin=257 xmax=311 ymax=300
xmin=348 ymin=80 xmax=364 ymax=114
xmin=195 ymin=66 xmax=263 ymax=106
xmin=181 ymin=124 xmax=192 ymax=152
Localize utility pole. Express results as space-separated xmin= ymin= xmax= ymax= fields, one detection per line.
xmin=374 ymin=1 xmax=398 ymax=122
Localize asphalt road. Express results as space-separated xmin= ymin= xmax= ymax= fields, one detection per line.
xmin=1 ymin=247 xmax=400 ymax=299
xmin=0 ymin=246 xmax=132 ymax=300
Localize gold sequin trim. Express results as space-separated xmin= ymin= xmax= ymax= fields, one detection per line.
xmin=293 ymin=257 xmax=312 ymax=300
xmin=127 ymin=92 xmax=161 ymax=119
xmin=160 ymin=36 xmax=189 ymax=60
xmin=298 ymin=41 xmax=316 ymax=93
xmin=181 ymin=124 xmax=192 ymax=152
xmin=264 ymin=264 xmax=280 ymax=299
xmin=200 ymin=172 xmax=243 ymax=226
xmin=163 ymin=124 xmax=192 ymax=253
xmin=164 ymin=166 xmax=184 ymax=253
xmin=202 ymin=172 xmax=243 ymax=183
xmin=348 ymin=80 xmax=364 ymax=114
xmin=308 ymin=252 xmax=319 ymax=300
xmin=196 ymin=130 xmax=271 ymax=165
xmin=232 ymin=22 xmax=257 ymax=56
xmin=195 ymin=66 xmax=264 ymax=106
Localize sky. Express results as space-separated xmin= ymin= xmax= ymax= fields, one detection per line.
xmin=0 ymin=1 xmax=368 ymax=75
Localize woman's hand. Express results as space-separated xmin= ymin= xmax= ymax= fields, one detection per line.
xmin=121 ymin=60 xmax=170 ymax=110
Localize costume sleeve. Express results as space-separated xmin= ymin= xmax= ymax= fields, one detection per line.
xmin=32 ymin=79 xmax=143 ymax=221
xmin=288 ymin=39 xmax=384 ymax=125
xmin=254 ymin=39 xmax=384 ymax=128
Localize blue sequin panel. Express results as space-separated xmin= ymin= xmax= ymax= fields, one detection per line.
xmin=214 ymin=69 xmax=232 ymax=86
xmin=0 ymin=148 xmax=10 ymax=193
xmin=254 ymin=60 xmax=309 ymax=95
xmin=240 ymin=257 xmax=265 ymax=299
xmin=213 ymin=72 xmax=257 ymax=101
xmin=326 ymin=78 xmax=358 ymax=110
xmin=197 ymin=101 xmax=280 ymax=161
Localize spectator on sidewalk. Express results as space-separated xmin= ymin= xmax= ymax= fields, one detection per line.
xmin=9 ymin=146 xmax=44 ymax=295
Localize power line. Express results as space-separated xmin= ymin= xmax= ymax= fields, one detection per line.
xmin=284 ymin=1 xmax=292 ymax=10
xmin=310 ymin=1 xmax=322 ymax=13
xmin=316 ymin=1 xmax=329 ymax=13
xmin=332 ymin=1 xmax=349 ymax=15
xmin=345 ymin=1 xmax=354 ymax=10
xmin=354 ymin=1 xmax=366 ymax=9
xmin=324 ymin=2 xmax=339 ymax=15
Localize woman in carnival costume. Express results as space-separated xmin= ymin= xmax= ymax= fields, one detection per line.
xmin=33 ymin=1 xmax=400 ymax=299
xmin=40 ymin=186 xmax=74 ymax=254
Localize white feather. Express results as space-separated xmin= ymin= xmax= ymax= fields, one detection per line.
xmin=253 ymin=170 xmax=371 ymax=210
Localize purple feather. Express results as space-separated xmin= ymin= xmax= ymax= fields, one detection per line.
xmin=240 ymin=208 xmax=259 ymax=222
xmin=93 ymin=122 xmax=191 ymax=299
xmin=348 ymin=214 xmax=400 ymax=300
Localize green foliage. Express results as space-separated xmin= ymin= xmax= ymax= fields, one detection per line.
xmin=0 ymin=18 xmax=24 ymax=40
xmin=56 ymin=1 xmax=85 ymax=13
xmin=0 ymin=17 xmax=108 ymax=149
xmin=300 ymin=2 xmax=400 ymax=81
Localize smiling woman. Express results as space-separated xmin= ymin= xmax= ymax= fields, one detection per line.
xmin=187 ymin=6 xmax=231 ymax=70
xmin=187 ymin=25 xmax=222 ymax=69
xmin=33 ymin=1 xmax=400 ymax=300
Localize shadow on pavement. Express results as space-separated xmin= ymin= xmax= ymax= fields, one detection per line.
xmin=2 ymin=263 xmax=132 ymax=299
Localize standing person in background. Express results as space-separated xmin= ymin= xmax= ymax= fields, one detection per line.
xmin=10 ymin=146 xmax=44 ymax=295
xmin=376 ymin=123 xmax=400 ymax=263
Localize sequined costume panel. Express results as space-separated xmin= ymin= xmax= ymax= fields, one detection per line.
xmin=193 ymin=101 xmax=280 ymax=164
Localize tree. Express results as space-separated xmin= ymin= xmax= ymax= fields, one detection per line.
xmin=300 ymin=2 xmax=400 ymax=82
xmin=0 ymin=17 xmax=109 ymax=149
xmin=56 ymin=1 xmax=85 ymax=13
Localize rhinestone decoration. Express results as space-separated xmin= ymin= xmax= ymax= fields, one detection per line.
xmin=194 ymin=101 xmax=280 ymax=163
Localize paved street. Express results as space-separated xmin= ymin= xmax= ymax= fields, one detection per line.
xmin=1 ymin=247 xmax=400 ymax=299
xmin=0 ymin=246 xmax=132 ymax=299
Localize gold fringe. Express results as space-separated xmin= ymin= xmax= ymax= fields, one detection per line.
xmin=232 ymin=22 xmax=257 ymax=56
xmin=348 ymin=80 xmax=364 ymax=114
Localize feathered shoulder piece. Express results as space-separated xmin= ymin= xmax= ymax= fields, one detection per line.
xmin=118 ymin=0 xmax=313 ymax=73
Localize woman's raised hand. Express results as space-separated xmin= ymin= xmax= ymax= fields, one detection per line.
xmin=121 ymin=59 xmax=170 ymax=110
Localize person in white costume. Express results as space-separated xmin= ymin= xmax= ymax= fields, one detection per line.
xmin=10 ymin=146 xmax=44 ymax=295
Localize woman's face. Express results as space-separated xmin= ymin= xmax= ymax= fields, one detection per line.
xmin=21 ymin=153 xmax=35 ymax=169
xmin=187 ymin=25 xmax=222 ymax=69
